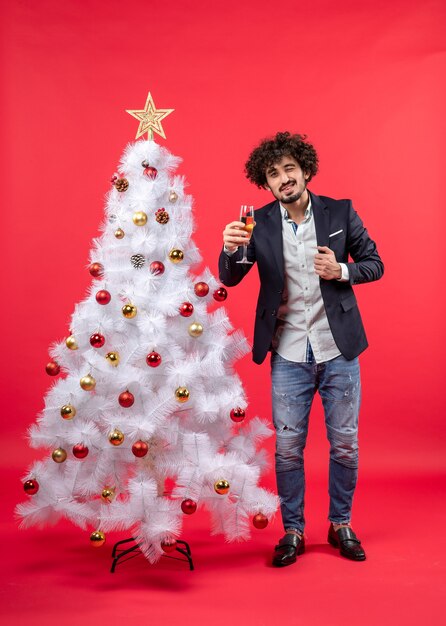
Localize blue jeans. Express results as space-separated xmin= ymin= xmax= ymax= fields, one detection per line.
xmin=271 ymin=350 xmax=361 ymax=533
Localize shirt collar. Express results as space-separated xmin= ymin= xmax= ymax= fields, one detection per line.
xmin=280 ymin=196 xmax=312 ymax=222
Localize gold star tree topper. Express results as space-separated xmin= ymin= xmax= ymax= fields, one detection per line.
xmin=126 ymin=92 xmax=174 ymax=140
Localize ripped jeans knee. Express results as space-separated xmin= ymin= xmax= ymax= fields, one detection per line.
xmin=326 ymin=423 xmax=359 ymax=469
xmin=275 ymin=429 xmax=307 ymax=473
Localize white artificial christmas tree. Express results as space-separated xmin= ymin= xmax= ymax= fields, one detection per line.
xmin=17 ymin=94 xmax=278 ymax=564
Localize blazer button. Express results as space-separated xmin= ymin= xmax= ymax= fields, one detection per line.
xmin=271 ymin=310 xmax=276 ymax=316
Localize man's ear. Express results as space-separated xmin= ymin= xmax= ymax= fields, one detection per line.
xmin=304 ymin=172 xmax=309 ymax=181
xmin=264 ymin=184 xmax=270 ymax=191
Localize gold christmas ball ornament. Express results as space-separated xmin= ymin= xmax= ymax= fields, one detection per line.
xmin=80 ymin=374 xmax=96 ymax=391
xmin=108 ymin=429 xmax=125 ymax=446
xmin=132 ymin=211 xmax=148 ymax=226
xmin=105 ymin=351 xmax=120 ymax=366
xmin=114 ymin=228 xmax=125 ymax=239
xmin=122 ymin=303 xmax=137 ymax=319
xmin=214 ymin=479 xmax=230 ymax=495
xmin=66 ymin=335 xmax=78 ymax=350
xmin=52 ymin=448 xmax=67 ymax=463
xmin=168 ymin=190 xmax=178 ymax=203
xmin=188 ymin=322 xmax=203 ymax=338
xmin=175 ymin=387 xmax=190 ymax=403
xmin=101 ymin=486 xmax=116 ymax=503
xmin=168 ymin=249 xmax=184 ymax=264
xmin=90 ymin=530 xmax=106 ymax=547
xmin=60 ymin=404 xmax=76 ymax=419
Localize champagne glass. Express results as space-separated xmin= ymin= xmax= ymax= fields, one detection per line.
xmin=236 ymin=205 xmax=255 ymax=264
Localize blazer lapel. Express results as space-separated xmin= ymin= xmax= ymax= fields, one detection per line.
xmin=265 ymin=200 xmax=284 ymax=279
xmin=311 ymin=192 xmax=330 ymax=247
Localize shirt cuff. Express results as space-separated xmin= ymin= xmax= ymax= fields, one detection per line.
xmin=337 ymin=263 xmax=349 ymax=282
xmin=224 ymin=246 xmax=238 ymax=256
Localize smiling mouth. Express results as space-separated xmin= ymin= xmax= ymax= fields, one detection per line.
xmin=280 ymin=182 xmax=295 ymax=192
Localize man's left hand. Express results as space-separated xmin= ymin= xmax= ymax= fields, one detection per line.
xmin=314 ymin=246 xmax=342 ymax=280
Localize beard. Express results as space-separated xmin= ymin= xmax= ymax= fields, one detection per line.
xmin=281 ymin=188 xmax=305 ymax=204
xmin=277 ymin=178 xmax=307 ymax=204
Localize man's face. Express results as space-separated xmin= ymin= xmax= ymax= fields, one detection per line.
xmin=264 ymin=156 xmax=308 ymax=204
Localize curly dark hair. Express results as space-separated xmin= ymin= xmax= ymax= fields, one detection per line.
xmin=244 ymin=131 xmax=319 ymax=188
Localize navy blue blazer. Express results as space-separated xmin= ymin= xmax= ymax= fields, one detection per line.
xmin=218 ymin=191 xmax=384 ymax=364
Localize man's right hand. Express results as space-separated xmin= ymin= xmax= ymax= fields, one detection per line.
xmin=222 ymin=221 xmax=250 ymax=252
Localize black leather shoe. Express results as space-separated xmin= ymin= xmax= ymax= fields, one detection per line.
xmin=272 ymin=533 xmax=305 ymax=567
xmin=328 ymin=523 xmax=366 ymax=561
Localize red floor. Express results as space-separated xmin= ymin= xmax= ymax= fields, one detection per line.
xmin=3 ymin=467 xmax=445 ymax=626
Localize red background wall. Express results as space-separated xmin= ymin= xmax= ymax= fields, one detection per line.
xmin=2 ymin=0 xmax=445 ymax=487
xmin=2 ymin=2 xmax=446 ymax=624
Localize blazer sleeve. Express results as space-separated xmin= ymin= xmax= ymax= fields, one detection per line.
xmin=346 ymin=201 xmax=384 ymax=285
xmin=218 ymin=238 xmax=257 ymax=287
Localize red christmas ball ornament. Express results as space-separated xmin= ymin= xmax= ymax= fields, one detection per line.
xmin=89 ymin=263 xmax=104 ymax=278
xmin=161 ymin=538 xmax=177 ymax=553
xmin=24 ymin=479 xmax=39 ymax=495
xmin=46 ymin=360 xmax=60 ymax=376
xmin=73 ymin=444 xmax=89 ymax=459
xmin=230 ymin=407 xmax=246 ymax=423
xmin=181 ymin=499 xmax=197 ymax=515
xmin=179 ymin=302 xmax=194 ymax=317
xmin=149 ymin=261 xmax=165 ymax=276
xmin=194 ymin=282 xmax=209 ymax=297
xmin=96 ymin=290 xmax=111 ymax=305
xmin=90 ymin=333 xmax=105 ymax=348
xmin=253 ymin=513 xmax=269 ymax=529
xmin=143 ymin=166 xmax=158 ymax=180
xmin=132 ymin=441 xmax=149 ymax=457
xmin=118 ymin=390 xmax=134 ymax=408
xmin=146 ymin=351 xmax=162 ymax=367
xmin=213 ymin=287 xmax=228 ymax=302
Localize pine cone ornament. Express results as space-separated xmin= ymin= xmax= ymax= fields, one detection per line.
xmin=114 ymin=178 xmax=129 ymax=192
xmin=155 ymin=208 xmax=169 ymax=224
xmin=131 ymin=253 xmax=146 ymax=269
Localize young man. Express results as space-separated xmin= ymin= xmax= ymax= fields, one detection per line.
xmin=219 ymin=132 xmax=384 ymax=567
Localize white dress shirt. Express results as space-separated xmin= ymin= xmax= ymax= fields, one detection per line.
xmin=272 ymin=199 xmax=345 ymax=363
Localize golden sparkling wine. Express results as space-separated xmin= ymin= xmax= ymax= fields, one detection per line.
xmin=236 ymin=205 xmax=255 ymax=265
